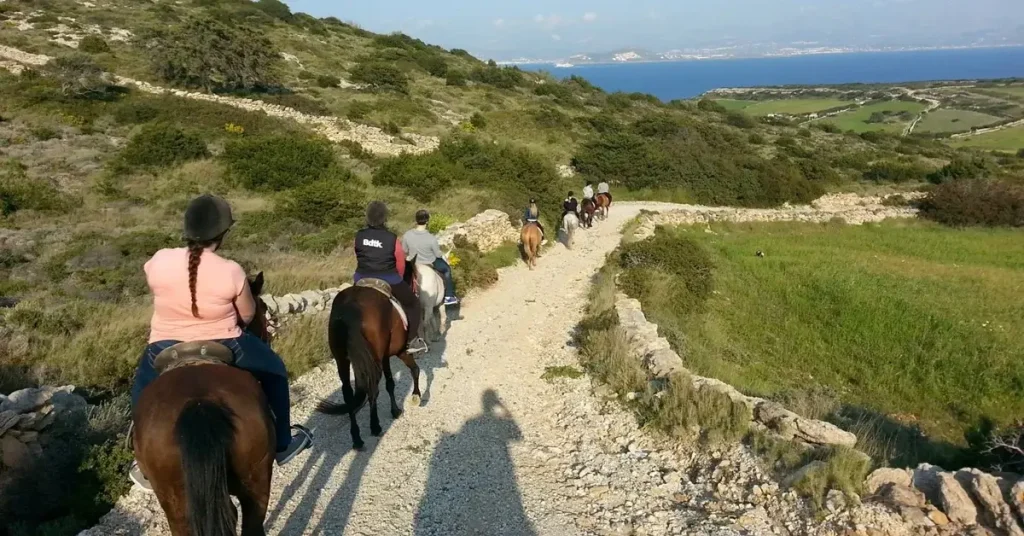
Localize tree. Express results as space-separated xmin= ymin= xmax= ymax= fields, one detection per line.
xmin=349 ymin=62 xmax=408 ymax=93
xmin=147 ymin=16 xmax=280 ymax=92
xmin=45 ymin=54 xmax=115 ymax=99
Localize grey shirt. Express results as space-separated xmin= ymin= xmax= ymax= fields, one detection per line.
xmin=401 ymin=228 xmax=443 ymax=265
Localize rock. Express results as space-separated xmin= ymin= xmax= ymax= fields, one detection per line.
xmin=1 ymin=434 xmax=30 ymax=468
xmin=0 ymin=410 xmax=20 ymax=435
xmin=782 ymin=461 xmax=827 ymax=488
xmin=960 ymin=469 xmax=1024 ymax=536
xmin=1011 ymin=481 xmax=1024 ymax=527
xmin=937 ymin=472 xmax=978 ymax=525
xmin=879 ymin=483 xmax=926 ymax=508
xmin=926 ymin=507 xmax=949 ymax=526
xmin=913 ymin=463 xmax=945 ymax=506
xmin=866 ymin=467 xmax=914 ymax=495
xmin=65 ymin=244 xmax=122 ymax=272
xmin=0 ymin=386 xmax=57 ymax=414
xmin=0 ymin=296 xmax=19 ymax=308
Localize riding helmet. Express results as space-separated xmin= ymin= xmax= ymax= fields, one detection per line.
xmin=183 ymin=194 xmax=234 ymax=242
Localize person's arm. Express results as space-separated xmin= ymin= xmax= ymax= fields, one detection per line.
xmin=233 ymin=266 xmax=256 ymax=326
xmin=431 ymin=236 xmax=443 ymax=260
xmin=394 ymin=240 xmax=406 ymax=276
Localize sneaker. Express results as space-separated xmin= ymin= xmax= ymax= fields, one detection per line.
xmin=129 ymin=461 xmax=153 ymax=492
xmin=443 ymin=296 xmax=459 ymax=306
xmin=406 ymin=337 xmax=429 ymax=355
xmin=275 ymin=425 xmax=314 ymax=466
xmin=541 ymin=239 xmax=549 ymax=246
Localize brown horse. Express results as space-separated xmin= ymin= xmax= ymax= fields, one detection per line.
xmin=595 ymin=192 xmax=612 ymax=220
xmin=316 ymin=264 xmax=421 ymax=450
xmin=580 ymin=198 xmax=596 ymax=228
xmin=133 ymin=273 xmax=276 ymax=536
xmin=521 ymin=222 xmax=542 ymax=270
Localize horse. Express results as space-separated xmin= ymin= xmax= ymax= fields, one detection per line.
xmin=580 ymin=198 xmax=596 ymax=228
xmin=595 ymin=192 xmax=612 ymax=221
xmin=133 ymin=272 xmax=276 ymax=536
xmin=520 ymin=221 xmax=542 ymax=270
xmin=316 ymin=265 xmax=422 ymax=450
xmin=411 ymin=257 xmax=446 ymax=342
xmin=562 ymin=212 xmax=579 ymax=250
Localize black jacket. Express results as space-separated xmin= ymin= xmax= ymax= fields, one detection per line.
xmin=563 ymin=197 xmax=579 ymax=213
xmin=355 ymin=227 xmax=398 ymax=276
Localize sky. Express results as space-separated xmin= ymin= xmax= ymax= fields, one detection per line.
xmin=283 ymin=0 xmax=1024 ymax=60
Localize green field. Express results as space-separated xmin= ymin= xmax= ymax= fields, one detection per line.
xmin=625 ymin=222 xmax=1024 ymax=464
xmin=984 ymin=87 xmax=1024 ymax=101
xmin=821 ymin=101 xmax=928 ymax=133
xmin=740 ymin=99 xmax=854 ymax=116
xmin=715 ymin=99 xmax=755 ymax=111
xmin=914 ymin=108 xmax=1003 ymax=134
xmin=952 ymin=124 xmax=1024 ymax=152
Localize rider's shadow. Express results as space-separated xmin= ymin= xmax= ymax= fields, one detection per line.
xmin=265 ymin=315 xmax=455 ymax=534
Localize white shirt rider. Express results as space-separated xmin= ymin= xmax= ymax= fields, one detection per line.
xmin=597 ymin=182 xmax=609 ymax=194
xmin=582 ymin=184 xmax=594 ymax=200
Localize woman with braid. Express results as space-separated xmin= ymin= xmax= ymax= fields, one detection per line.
xmin=127 ymin=194 xmax=312 ymax=491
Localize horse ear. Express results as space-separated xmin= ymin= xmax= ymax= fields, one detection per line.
xmin=250 ymin=271 xmax=264 ymax=296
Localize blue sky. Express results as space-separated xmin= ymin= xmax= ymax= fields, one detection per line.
xmin=283 ymin=0 xmax=1024 ymax=59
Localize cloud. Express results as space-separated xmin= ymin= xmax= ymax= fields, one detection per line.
xmin=534 ymin=14 xmax=563 ymax=29
xmin=552 ymin=34 xmax=562 ymax=41
xmin=493 ymin=18 xmax=505 ymax=28
xmin=582 ymin=12 xmax=598 ymax=23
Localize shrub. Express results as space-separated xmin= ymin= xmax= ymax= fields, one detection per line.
xmin=339 ymin=139 xmax=374 ymax=161
xmin=469 ymin=65 xmax=524 ymax=89
xmin=349 ymin=62 xmax=408 ymax=93
xmin=417 ymin=54 xmax=448 ymax=77
xmin=114 ymin=124 xmax=209 ymax=172
xmin=445 ymin=70 xmax=467 ymax=87
xmin=1 ymin=160 xmax=68 ymax=216
xmin=372 ymin=152 xmax=458 ymax=202
xmin=223 ymin=135 xmax=338 ymax=191
xmin=862 ymin=160 xmax=930 ymax=183
xmin=45 ymin=54 xmax=116 ymax=99
xmin=426 ymin=213 xmax=456 ymax=234
xmin=275 ymin=177 xmax=362 ymax=226
xmin=697 ymin=98 xmax=727 ymax=113
xmin=926 ymin=156 xmax=992 ymax=184
xmin=1017 ymin=148 xmax=1024 ymax=159
xmin=469 ymin=112 xmax=487 ymax=129
xmin=725 ymin=111 xmax=757 ymax=129
xmin=148 ymin=16 xmax=279 ymax=91
xmin=748 ymin=133 xmax=766 ymax=144
xmin=253 ymin=0 xmax=293 ymax=21
xmin=449 ymin=237 xmax=498 ymax=296
xmin=78 ymin=35 xmax=110 ymax=54
xmin=347 ymin=101 xmax=373 ymax=120
xmin=315 ymin=74 xmax=340 ymax=88
xmin=31 ymin=125 xmax=61 ymax=141
xmin=919 ymin=179 xmax=1024 ymax=227
xmin=532 ymin=106 xmax=571 ymax=129
xmin=619 ymin=231 xmax=714 ymax=310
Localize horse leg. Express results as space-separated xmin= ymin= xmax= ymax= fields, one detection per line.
xmin=337 ymin=358 xmax=363 ymax=449
xmin=239 ymin=470 xmax=270 ymax=536
xmin=153 ymin=484 xmax=190 ymax=536
xmin=383 ymin=355 xmax=402 ymax=419
xmin=369 ymin=379 xmax=382 ymax=437
xmin=398 ymin=352 xmax=422 ymax=406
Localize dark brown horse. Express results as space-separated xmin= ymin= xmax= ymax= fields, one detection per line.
xmin=316 ymin=264 xmax=421 ymax=450
xmin=595 ymin=192 xmax=612 ymax=220
xmin=580 ymin=198 xmax=596 ymax=228
xmin=133 ymin=273 xmax=276 ymax=536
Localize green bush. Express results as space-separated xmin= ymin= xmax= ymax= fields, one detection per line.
xmin=619 ymin=231 xmax=715 ymax=310
xmin=275 ymin=177 xmax=362 ymax=226
xmin=31 ymin=126 xmax=61 ymax=141
xmin=450 ymin=237 xmax=498 ymax=296
xmin=725 ymin=111 xmax=757 ymax=129
xmin=445 ymin=70 xmax=467 ymax=87
xmin=863 ymin=160 xmax=931 ymax=183
xmin=45 ymin=54 xmax=116 ymax=99
xmin=347 ymin=101 xmax=373 ymax=120
xmin=748 ymin=133 xmax=766 ymax=144
xmin=253 ymin=0 xmax=293 ymax=21
xmin=223 ymin=135 xmax=338 ymax=191
xmin=78 ymin=35 xmax=110 ymax=54
xmin=349 ymin=62 xmax=408 ymax=93
xmin=469 ymin=112 xmax=487 ymax=129
xmin=114 ymin=124 xmax=209 ymax=172
xmin=1 ymin=160 xmax=69 ymax=216
xmin=919 ymin=179 xmax=1024 ymax=227
xmin=926 ymin=156 xmax=992 ymax=184
xmin=469 ymin=65 xmax=524 ymax=89
xmin=149 ymin=16 xmax=279 ymax=91
xmin=372 ymin=152 xmax=458 ymax=202
xmin=315 ymin=74 xmax=341 ymax=88
xmin=697 ymin=98 xmax=727 ymax=113
xmin=383 ymin=121 xmax=401 ymax=135
xmin=417 ymin=54 xmax=448 ymax=77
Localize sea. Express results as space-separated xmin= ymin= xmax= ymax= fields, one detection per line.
xmin=520 ymin=47 xmax=1024 ymax=101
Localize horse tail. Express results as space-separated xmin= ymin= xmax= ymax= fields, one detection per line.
xmin=176 ymin=400 xmax=237 ymax=536
xmin=319 ymin=301 xmax=376 ymax=415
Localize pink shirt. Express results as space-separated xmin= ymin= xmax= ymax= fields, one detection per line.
xmin=144 ymin=248 xmax=255 ymax=343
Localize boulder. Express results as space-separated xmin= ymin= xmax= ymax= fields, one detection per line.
xmin=938 ymin=471 xmax=979 ymax=525
xmin=866 ymin=467 xmax=914 ymax=495
xmin=0 ymin=410 xmax=20 ymax=435
xmin=1 ymin=434 xmax=30 ymax=468
xmin=960 ymin=469 xmax=1024 ymax=536
xmin=1011 ymin=481 xmax=1024 ymax=527
xmin=0 ymin=386 xmax=57 ymax=414
xmin=878 ymin=483 xmax=927 ymax=508
xmin=913 ymin=463 xmax=945 ymax=506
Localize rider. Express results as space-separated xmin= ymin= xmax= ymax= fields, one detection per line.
xmin=128 ymin=194 xmax=313 ymax=491
xmin=523 ymin=198 xmax=548 ymax=246
xmin=582 ymin=181 xmax=595 ymax=204
xmin=562 ymin=191 xmax=580 ymax=222
xmin=597 ymin=180 xmax=611 ymax=201
xmin=402 ymin=209 xmax=459 ymax=307
xmin=353 ymin=201 xmax=428 ymax=355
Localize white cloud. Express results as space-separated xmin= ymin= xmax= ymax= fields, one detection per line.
xmin=582 ymin=12 xmax=598 ymax=23
xmin=534 ymin=14 xmax=563 ymax=29
xmin=493 ymin=18 xmax=505 ymax=27
xmin=552 ymin=34 xmax=562 ymax=41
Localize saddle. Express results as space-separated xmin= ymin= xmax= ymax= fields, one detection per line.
xmin=153 ymin=341 xmax=234 ymax=375
xmin=355 ymin=278 xmax=409 ymax=330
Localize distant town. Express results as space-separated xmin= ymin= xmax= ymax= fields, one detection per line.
xmin=497 ymin=42 xmax=1024 ymax=67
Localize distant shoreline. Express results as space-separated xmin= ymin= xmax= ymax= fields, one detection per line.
xmin=503 ymin=44 xmax=1024 ymax=68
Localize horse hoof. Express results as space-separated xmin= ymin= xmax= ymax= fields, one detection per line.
xmin=353 ymin=440 xmax=365 ymax=451
xmin=411 ymin=394 xmax=421 ymax=406
xmin=392 ymin=408 xmax=403 ymax=419
xmin=371 ymin=426 xmax=383 ymax=437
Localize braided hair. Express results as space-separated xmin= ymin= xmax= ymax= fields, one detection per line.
xmin=186 ymin=236 xmax=223 ymax=318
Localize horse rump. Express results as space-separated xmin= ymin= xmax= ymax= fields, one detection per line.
xmin=319 ymin=297 xmax=379 ymax=414
xmin=177 ymin=400 xmax=238 ymax=536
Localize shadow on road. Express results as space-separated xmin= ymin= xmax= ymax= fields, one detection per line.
xmin=413 ymin=389 xmax=537 ymax=536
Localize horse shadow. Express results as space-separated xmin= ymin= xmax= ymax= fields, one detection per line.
xmin=413 ymin=389 xmax=536 ymax=535
xmin=266 ymin=315 xmax=456 ymax=534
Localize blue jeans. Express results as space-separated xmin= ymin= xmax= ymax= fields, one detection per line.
xmin=431 ymin=258 xmax=456 ymax=298
xmin=130 ymin=333 xmax=292 ymax=452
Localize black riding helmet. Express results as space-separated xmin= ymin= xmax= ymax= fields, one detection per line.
xmin=184 ymin=194 xmax=234 ymax=242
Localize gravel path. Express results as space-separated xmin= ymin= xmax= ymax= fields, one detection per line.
xmin=83 ymin=201 xmax=916 ymax=536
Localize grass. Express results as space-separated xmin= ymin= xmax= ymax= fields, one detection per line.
xmin=915 ymin=108 xmax=1003 ymax=134
xmin=821 ymin=100 xmax=928 ymax=133
xmin=952 ymin=124 xmax=1024 ymax=152
xmin=541 ymin=365 xmax=584 ymax=381
xmin=714 ymin=99 xmax=754 ymax=111
xmin=983 ymin=87 xmax=1024 ymax=101
xmin=741 ymin=99 xmax=854 ymax=116
xmin=630 ymin=221 xmax=1024 ymax=464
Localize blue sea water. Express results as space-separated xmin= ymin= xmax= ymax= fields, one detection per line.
xmin=521 ymin=47 xmax=1024 ymax=101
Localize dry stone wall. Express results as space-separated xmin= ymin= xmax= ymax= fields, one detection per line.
xmin=0 ymin=385 xmax=88 ymax=471
xmin=0 ymin=45 xmax=439 ymax=156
